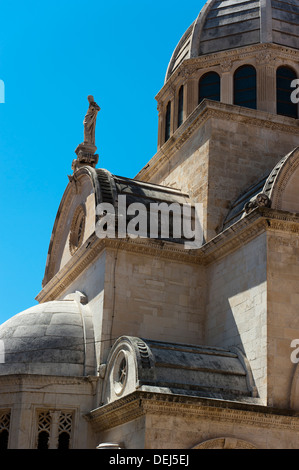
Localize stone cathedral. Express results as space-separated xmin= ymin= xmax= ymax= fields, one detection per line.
xmin=1 ymin=0 xmax=299 ymax=450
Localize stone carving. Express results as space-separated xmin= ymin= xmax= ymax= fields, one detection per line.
xmin=256 ymin=50 xmax=276 ymax=66
xmin=137 ymin=341 xmax=151 ymax=369
xmin=73 ymin=96 xmax=100 ymax=172
xmin=244 ymin=193 xmax=271 ymax=213
xmin=83 ymin=95 xmax=101 ymax=146
xmin=256 ymin=193 xmax=271 ymax=208
xmin=220 ymin=60 xmax=233 ymax=73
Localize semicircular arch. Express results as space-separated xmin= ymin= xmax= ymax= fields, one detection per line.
xmin=192 ymin=437 xmax=257 ymax=449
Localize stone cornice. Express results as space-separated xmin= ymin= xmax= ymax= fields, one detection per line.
xmin=36 ymin=208 xmax=299 ymax=303
xmin=36 ymin=235 xmax=204 ymax=303
xmin=0 ymin=374 xmax=98 ymax=390
xmin=202 ymin=208 xmax=299 ymax=265
xmin=135 ymin=100 xmax=299 ymax=184
xmin=259 ymin=208 xmax=299 ymax=233
xmin=159 ymin=42 xmax=299 ymax=100
xmin=201 ymin=210 xmax=268 ymax=265
xmin=85 ymin=390 xmax=299 ymax=433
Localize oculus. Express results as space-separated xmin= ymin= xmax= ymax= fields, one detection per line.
xmin=113 ymin=350 xmax=128 ymax=396
xmin=69 ymin=205 xmax=86 ymax=255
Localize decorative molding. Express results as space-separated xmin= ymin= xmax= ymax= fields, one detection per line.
xmin=202 ymin=208 xmax=299 ymax=265
xmin=69 ymin=204 xmax=86 ymax=255
xmin=37 ymin=206 xmax=299 ymax=303
xmin=43 ymin=166 xmax=103 ymax=287
xmin=220 ymin=60 xmax=233 ymax=73
xmin=244 ymin=193 xmax=271 ymax=214
xmin=256 ymin=50 xmax=277 ymax=66
xmin=160 ymin=43 xmax=299 ymax=99
xmin=193 ymin=437 xmax=257 ymax=449
xmin=271 ymin=150 xmax=299 ymax=211
xmin=0 ymin=373 xmax=98 ymax=389
xmin=85 ymin=390 xmax=299 ymax=433
xmin=36 ymin=235 xmax=204 ymax=303
xmin=86 ymin=395 xmax=143 ymax=431
xmin=201 ymin=215 xmax=268 ymax=265
xmin=136 ymin=340 xmax=151 ymax=369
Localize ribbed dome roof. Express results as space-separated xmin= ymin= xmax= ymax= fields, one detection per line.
xmin=166 ymin=0 xmax=299 ymax=81
xmin=0 ymin=298 xmax=95 ymax=377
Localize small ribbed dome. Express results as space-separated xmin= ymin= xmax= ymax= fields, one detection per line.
xmin=166 ymin=0 xmax=299 ymax=81
xmin=0 ymin=298 xmax=95 ymax=377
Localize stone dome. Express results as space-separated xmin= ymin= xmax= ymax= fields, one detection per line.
xmin=165 ymin=0 xmax=299 ymax=81
xmin=0 ymin=296 xmax=96 ymax=377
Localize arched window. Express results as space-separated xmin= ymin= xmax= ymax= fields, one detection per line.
xmin=37 ymin=410 xmax=51 ymax=449
xmin=0 ymin=412 xmax=10 ymax=450
xmin=58 ymin=431 xmax=70 ymax=450
xmin=178 ymin=85 xmax=184 ymax=127
xmin=277 ymin=66 xmax=298 ymax=119
xmin=0 ymin=429 xmax=9 ymax=450
xmin=165 ymin=101 xmax=171 ymax=142
xmin=234 ymin=65 xmax=257 ymax=109
xmin=198 ymin=72 xmax=220 ymax=104
xmin=37 ymin=430 xmax=50 ymax=449
xmin=57 ymin=411 xmax=72 ymax=450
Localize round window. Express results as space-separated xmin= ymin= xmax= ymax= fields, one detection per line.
xmin=113 ymin=350 xmax=128 ymax=396
xmin=69 ymin=205 xmax=86 ymax=254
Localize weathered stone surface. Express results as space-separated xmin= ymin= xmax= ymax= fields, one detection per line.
xmin=0 ymin=300 xmax=95 ymax=377
xmin=165 ymin=0 xmax=299 ymax=82
xmin=2 ymin=0 xmax=299 ymax=451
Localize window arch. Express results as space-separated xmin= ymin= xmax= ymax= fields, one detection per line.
xmin=58 ymin=431 xmax=70 ymax=450
xmin=0 ymin=411 xmax=10 ymax=450
xmin=37 ymin=430 xmax=50 ymax=449
xmin=276 ymin=66 xmax=298 ymax=119
xmin=198 ymin=72 xmax=220 ymax=104
xmin=36 ymin=410 xmax=73 ymax=449
xmin=165 ymin=101 xmax=171 ymax=142
xmin=234 ymin=65 xmax=257 ymax=109
xmin=0 ymin=430 xmax=9 ymax=450
xmin=177 ymin=85 xmax=184 ymax=127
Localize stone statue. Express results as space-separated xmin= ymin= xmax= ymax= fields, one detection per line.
xmin=73 ymin=95 xmax=100 ymax=173
xmin=83 ymin=95 xmax=101 ymax=145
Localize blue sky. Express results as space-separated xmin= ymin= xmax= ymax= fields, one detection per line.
xmin=0 ymin=0 xmax=205 ymax=324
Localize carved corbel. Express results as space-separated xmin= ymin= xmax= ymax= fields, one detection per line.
xmin=244 ymin=193 xmax=271 ymax=214
xmin=220 ymin=60 xmax=233 ymax=73
xmin=256 ymin=50 xmax=276 ymax=66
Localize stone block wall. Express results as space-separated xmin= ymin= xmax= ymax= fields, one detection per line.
xmin=267 ymin=230 xmax=299 ymax=409
xmin=142 ymin=406 xmax=299 ymax=449
xmin=97 ymin=416 xmax=146 ymax=450
xmin=106 ymin=249 xmax=205 ymax=352
xmin=205 ymin=233 xmax=268 ymax=402
xmin=207 ymin=115 xmax=299 ymax=238
xmin=139 ymin=102 xmax=299 ymax=242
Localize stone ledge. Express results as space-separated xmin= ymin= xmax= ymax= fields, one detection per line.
xmin=85 ymin=389 xmax=299 ymax=433
xmin=36 ymin=207 xmax=299 ymax=303
xmin=160 ymin=42 xmax=299 ymax=99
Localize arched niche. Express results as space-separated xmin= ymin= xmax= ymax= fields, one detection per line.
xmin=192 ymin=437 xmax=257 ymax=449
xmin=265 ymin=147 xmax=299 ymax=212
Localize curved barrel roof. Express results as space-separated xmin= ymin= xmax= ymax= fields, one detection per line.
xmin=166 ymin=0 xmax=299 ymax=81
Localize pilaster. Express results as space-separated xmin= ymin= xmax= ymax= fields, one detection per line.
xmin=257 ymin=52 xmax=276 ymax=114
xmin=186 ymin=78 xmax=198 ymax=116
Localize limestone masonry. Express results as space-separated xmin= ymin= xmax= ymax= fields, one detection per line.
xmin=1 ymin=0 xmax=299 ymax=449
